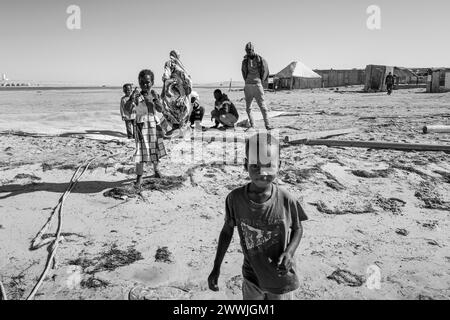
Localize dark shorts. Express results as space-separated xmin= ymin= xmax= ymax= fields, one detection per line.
xmin=242 ymin=278 xmax=295 ymax=300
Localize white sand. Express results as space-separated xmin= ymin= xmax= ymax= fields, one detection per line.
xmin=0 ymin=86 xmax=449 ymax=300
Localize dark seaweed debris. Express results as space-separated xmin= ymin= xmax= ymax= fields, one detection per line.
xmin=327 ymin=269 xmax=365 ymax=287
xmin=104 ymin=176 xmax=187 ymax=200
xmin=155 ymin=246 xmax=174 ymax=263
xmin=81 ymin=277 xmax=110 ymax=289
xmin=103 ymin=184 xmax=138 ymax=200
xmin=414 ymin=182 xmax=450 ymax=210
xmin=395 ymin=228 xmax=409 ymax=236
xmin=141 ymin=175 xmax=186 ymax=191
xmin=375 ymin=196 xmax=406 ymax=215
xmin=14 ymin=173 xmax=41 ymax=181
xmin=68 ymin=244 xmax=143 ymax=274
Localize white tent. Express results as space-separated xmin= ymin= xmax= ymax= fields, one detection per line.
xmin=273 ymin=61 xmax=322 ymax=89
xmin=276 ymin=61 xmax=321 ymax=79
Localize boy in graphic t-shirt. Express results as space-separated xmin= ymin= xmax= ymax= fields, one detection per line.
xmin=208 ymin=132 xmax=308 ymax=300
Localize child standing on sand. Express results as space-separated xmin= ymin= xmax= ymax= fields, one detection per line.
xmin=120 ymin=83 xmax=135 ymax=139
xmin=208 ymin=132 xmax=307 ymax=300
xmin=132 ymin=69 xmax=167 ymax=187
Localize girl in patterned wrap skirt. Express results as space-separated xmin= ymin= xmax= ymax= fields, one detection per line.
xmin=133 ymin=69 xmax=167 ymax=187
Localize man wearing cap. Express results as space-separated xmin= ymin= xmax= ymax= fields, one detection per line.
xmin=241 ymin=42 xmax=272 ymax=130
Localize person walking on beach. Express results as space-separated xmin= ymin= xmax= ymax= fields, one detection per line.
xmin=120 ymin=83 xmax=135 ymax=139
xmin=211 ymin=89 xmax=239 ymax=130
xmin=132 ymin=69 xmax=167 ymax=187
xmin=385 ymin=72 xmax=394 ymax=95
xmin=208 ymin=132 xmax=308 ymax=300
xmin=241 ymin=42 xmax=272 ymax=130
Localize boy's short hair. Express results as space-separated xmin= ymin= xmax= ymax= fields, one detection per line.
xmin=245 ymin=132 xmax=280 ymax=164
xmin=214 ymin=89 xmax=222 ymax=96
xmin=123 ymin=83 xmax=132 ymax=90
xmin=138 ymin=69 xmax=155 ymax=83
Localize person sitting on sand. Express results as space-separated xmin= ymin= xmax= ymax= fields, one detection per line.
xmin=132 ymin=69 xmax=167 ymax=187
xmin=120 ymin=83 xmax=136 ymax=139
xmin=188 ymin=91 xmax=205 ymax=130
xmin=211 ymin=89 xmax=239 ymax=130
xmin=208 ymin=132 xmax=308 ymax=300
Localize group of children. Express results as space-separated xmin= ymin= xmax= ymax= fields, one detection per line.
xmin=120 ymin=50 xmax=306 ymax=301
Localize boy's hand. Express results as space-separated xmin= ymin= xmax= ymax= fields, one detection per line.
xmin=150 ymin=89 xmax=160 ymax=101
xmin=207 ymin=269 xmax=220 ymax=291
xmin=131 ymin=89 xmax=139 ymax=103
xmin=277 ymin=251 xmax=294 ymax=275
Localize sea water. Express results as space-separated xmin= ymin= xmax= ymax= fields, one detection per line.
xmin=0 ymin=88 xmax=223 ymax=139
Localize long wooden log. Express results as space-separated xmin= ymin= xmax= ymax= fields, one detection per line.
xmin=422 ymin=125 xmax=450 ymax=134
xmin=289 ymin=139 xmax=450 ymax=152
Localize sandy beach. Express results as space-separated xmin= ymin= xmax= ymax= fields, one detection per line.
xmin=0 ymin=86 xmax=449 ymax=300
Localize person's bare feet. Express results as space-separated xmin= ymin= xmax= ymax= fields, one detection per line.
xmin=154 ymin=170 xmax=162 ymax=178
xmin=135 ymin=175 xmax=143 ymax=188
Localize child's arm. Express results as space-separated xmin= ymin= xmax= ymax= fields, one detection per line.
xmin=150 ymin=90 xmax=164 ymax=113
xmin=278 ymin=223 xmax=303 ymax=273
xmin=208 ymin=223 xmax=234 ymax=291
xmin=120 ymin=98 xmax=125 ymax=120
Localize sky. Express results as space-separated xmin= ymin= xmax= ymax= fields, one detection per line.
xmin=0 ymin=0 xmax=449 ymax=86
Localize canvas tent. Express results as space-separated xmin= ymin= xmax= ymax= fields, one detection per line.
xmin=270 ymin=61 xmax=322 ymax=90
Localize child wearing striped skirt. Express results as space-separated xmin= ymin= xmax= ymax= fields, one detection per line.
xmin=133 ymin=69 xmax=167 ymax=187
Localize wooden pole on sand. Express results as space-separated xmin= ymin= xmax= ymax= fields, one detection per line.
xmin=423 ymin=125 xmax=450 ymax=134
xmin=288 ymin=139 xmax=450 ymax=152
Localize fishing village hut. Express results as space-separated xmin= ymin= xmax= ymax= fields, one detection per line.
xmin=269 ymin=61 xmax=322 ymax=90
xmin=364 ymin=65 xmax=418 ymax=92
xmin=314 ymin=69 xmax=365 ymax=88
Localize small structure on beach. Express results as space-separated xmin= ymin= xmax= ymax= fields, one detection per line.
xmin=425 ymin=68 xmax=450 ymax=93
xmin=364 ymin=65 xmax=418 ymax=92
xmin=269 ymin=61 xmax=322 ymax=90
xmin=445 ymin=72 xmax=450 ymax=90
xmin=426 ymin=69 xmax=441 ymax=93
xmin=314 ymin=69 xmax=365 ymax=88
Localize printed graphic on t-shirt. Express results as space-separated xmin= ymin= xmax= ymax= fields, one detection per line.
xmin=240 ymin=221 xmax=281 ymax=252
